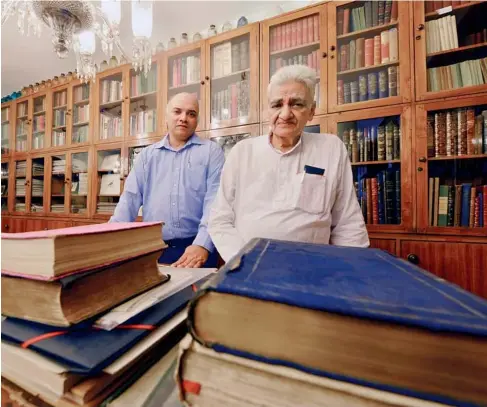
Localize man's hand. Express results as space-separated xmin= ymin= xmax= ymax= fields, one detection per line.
xmin=172 ymin=245 xmax=209 ymax=268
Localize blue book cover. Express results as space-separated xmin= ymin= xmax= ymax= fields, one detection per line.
xmin=2 ymin=276 xmax=210 ymax=374
xmin=188 ymin=238 xmax=487 ymax=407
xmin=461 ymin=183 xmax=472 ymax=227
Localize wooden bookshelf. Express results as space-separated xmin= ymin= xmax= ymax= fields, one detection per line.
xmin=1 ymin=0 xmax=486 ymax=298
xmin=424 ymin=0 xmax=487 ymax=20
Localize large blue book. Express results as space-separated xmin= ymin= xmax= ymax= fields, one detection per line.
xmin=188 ymin=238 xmax=487 ymax=407
xmin=1 ymin=275 xmax=210 ymax=375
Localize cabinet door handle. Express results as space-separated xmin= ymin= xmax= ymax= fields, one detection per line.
xmin=407 ymin=253 xmax=419 ymax=265
xmin=418 ymin=157 xmax=426 ymax=163
xmin=417 ymin=24 xmax=425 ymax=31
xmin=205 ymin=76 xmax=210 ymax=81
xmin=330 ymin=45 xmax=336 ymax=51
xmin=322 ymin=52 xmax=327 ymax=58
xmin=200 ymin=80 xmax=205 ymax=85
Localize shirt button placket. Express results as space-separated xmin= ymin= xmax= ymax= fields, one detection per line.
xmin=172 ymin=154 xmax=180 ymax=229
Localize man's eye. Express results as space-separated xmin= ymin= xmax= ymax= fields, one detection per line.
xmin=271 ymin=104 xmax=281 ymax=109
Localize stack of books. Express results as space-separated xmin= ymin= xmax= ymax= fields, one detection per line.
xmin=1 ymin=222 xmax=215 ymax=406
xmin=177 ymin=238 xmax=487 ymax=407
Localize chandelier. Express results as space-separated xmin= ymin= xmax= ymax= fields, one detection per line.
xmin=1 ymin=0 xmax=154 ymax=82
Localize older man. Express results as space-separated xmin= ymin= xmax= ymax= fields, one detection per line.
xmin=110 ymin=93 xmax=225 ymax=268
xmin=209 ymin=65 xmax=369 ymax=262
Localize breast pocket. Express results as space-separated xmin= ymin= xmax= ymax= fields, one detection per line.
xmin=296 ymin=172 xmax=327 ymax=214
xmin=187 ymin=163 xmax=207 ymax=193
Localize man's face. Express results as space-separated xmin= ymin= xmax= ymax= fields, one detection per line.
xmin=167 ymin=94 xmax=199 ymax=140
xmin=268 ymin=80 xmax=315 ymax=140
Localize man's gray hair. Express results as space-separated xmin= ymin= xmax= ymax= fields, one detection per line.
xmin=267 ymin=65 xmax=317 ymax=103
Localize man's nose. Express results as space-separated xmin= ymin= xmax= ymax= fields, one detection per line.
xmin=279 ymin=104 xmax=293 ymax=120
xmin=179 ymin=112 xmax=188 ymax=122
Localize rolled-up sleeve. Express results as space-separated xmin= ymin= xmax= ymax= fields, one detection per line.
xmin=109 ymin=151 xmax=145 ymax=223
xmin=330 ymin=142 xmax=370 ymax=247
xmin=193 ymin=142 xmax=225 ymax=253
xmin=209 ymin=144 xmax=246 ymax=262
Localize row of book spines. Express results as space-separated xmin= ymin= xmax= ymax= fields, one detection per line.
xmin=339 ymin=28 xmax=398 ymax=72
xmin=427 ymin=109 xmax=487 ymax=157
xmin=270 ymin=15 xmax=319 ymax=52
xmin=131 ymin=70 xmax=157 ymax=96
xmin=34 ymin=99 xmax=46 ymax=113
xmin=338 ymin=67 xmax=398 ymax=105
xmin=211 ymin=80 xmax=250 ymax=121
xmin=425 ymin=15 xmax=458 ymax=54
xmin=427 ymin=58 xmax=487 ymax=92
xmin=337 ymin=1 xmax=398 ymax=36
xmin=129 ymin=110 xmax=156 ymax=135
xmin=212 ymin=41 xmax=249 ymax=78
xmin=33 ymin=115 xmax=45 ymax=131
xmin=99 ymin=115 xmax=122 ymax=139
xmin=343 ymin=122 xmax=400 ymax=163
xmin=53 ymin=110 xmax=66 ymax=127
xmin=357 ymin=170 xmax=401 ymax=225
xmin=425 ymin=0 xmax=475 ymax=13
xmin=53 ymin=91 xmax=67 ymax=108
xmin=74 ymin=105 xmax=90 ymax=124
xmin=171 ymin=56 xmax=201 ymax=88
xmin=74 ymin=85 xmax=90 ymax=102
xmin=101 ymin=80 xmax=123 ymax=104
xmin=465 ymin=30 xmax=487 ymax=46
xmin=430 ymin=181 xmax=487 ymax=227
xmin=272 ymin=51 xmax=320 ymax=75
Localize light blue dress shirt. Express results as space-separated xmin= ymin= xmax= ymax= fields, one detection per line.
xmin=110 ymin=134 xmax=225 ymax=252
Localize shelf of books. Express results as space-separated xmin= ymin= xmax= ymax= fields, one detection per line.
xmin=414 ymin=0 xmax=487 ymax=100
xmin=328 ymin=105 xmax=413 ymax=233
xmin=69 ymin=150 xmax=90 ymax=216
xmin=15 ymin=99 xmax=29 ymax=153
xmin=32 ymin=93 xmax=48 ymax=151
xmin=29 ymin=155 xmax=45 ymax=213
xmin=327 ymin=0 xmax=411 ymax=113
xmin=13 ymin=159 xmax=27 ymax=213
xmin=206 ymin=24 xmax=259 ymax=130
xmin=71 ymin=82 xmax=91 ymax=145
xmin=94 ymin=145 xmax=123 ymax=218
xmin=262 ymin=4 xmax=327 ymax=116
xmin=129 ymin=63 xmax=160 ymax=139
xmin=165 ymin=41 xmax=206 ymax=130
xmin=2 ymin=103 xmax=11 ymax=156
xmin=1 ymin=161 xmax=9 ymax=212
xmin=51 ymin=86 xmax=69 ymax=148
xmin=205 ymin=124 xmax=260 ymax=158
xmin=95 ymin=69 xmax=126 ymax=143
xmin=48 ymin=153 xmax=67 ymax=215
xmin=416 ymin=94 xmax=487 ymax=236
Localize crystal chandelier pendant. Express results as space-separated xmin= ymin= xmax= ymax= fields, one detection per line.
xmin=74 ymin=30 xmax=97 ymax=83
xmin=131 ymin=0 xmax=153 ymax=77
xmin=132 ymin=37 xmax=152 ymax=76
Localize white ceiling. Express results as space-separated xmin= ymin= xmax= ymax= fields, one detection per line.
xmin=1 ymin=1 xmax=310 ymax=96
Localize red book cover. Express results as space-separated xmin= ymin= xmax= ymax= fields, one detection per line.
xmin=425 ymin=1 xmax=434 ymax=12
xmin=451 ymin=0 xmax=461 ymax=5
xmin=313 ymin=15 xmax=319 ymax=41
xmin=343 ymin=8 xmax=350 ymax=34
xmin=340 ymin=45 xmax=348 ymax=72
xmin=366 ymin=178 xmax=373 ymax=224
xmin=371 ymin=178 xmax=379 ymax=224
xmin=483 ymin=185 xmax=487 ymax=228
xmin=365 ymin=39 xmax=374 ymax=67
xmin=374 ymin=35 xmax=381 ymax=65
xmin=391 ymin=1 xmax=398 ymax=21
xmin=356 ymin=37 xmax=365 ymax=68
xmin=308 ymin=16 xmax=314 ymax=43
xmin=337 ymin=9 xmax=344 ymax=36
xmin=276 ymin=25 xmax=282 ymax=51
xmin=286 ymin=23 xmax=292 ymax=49
xmin=270 ymin=27 xmax=276 ymax=51
xmin=337 ymin=80 xmax=344 ymax=105
xmin=291 ymin=21 xmax=297 ymax=47
xmin=303 ymin=18 xmax=309 ymax=44
xmin=297 ymin=19 xmax=303 ymax=46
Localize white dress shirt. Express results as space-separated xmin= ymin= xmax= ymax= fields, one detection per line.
xmin=208 ymin=132 xmax=369 ymax=261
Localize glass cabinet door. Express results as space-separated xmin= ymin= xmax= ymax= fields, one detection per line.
xmin=1 ymin=162 xmax=8 ymax=212
xmin=98 ymin=73 xmax=124 ymax=141
xmin=15 ymin=100 xmax=29 ymax=152
xmin=70 ymin=151 xmax=89 ymax=215
xmin=167 ymin=44 xmax=205 ymax=129
xmin=72 ymin=83 xmax=90 ymax=144
xmin=328 ymin=0 xmax=411 ymax=112
xmin=129 ymin=63 xmax=158 ymax=138
xmin=207 ymin=25 xmax=259 ymax=129
xmin=264 ymin=6 xmax=326 ymax=115
xmin=14 ymin=160 xmax=27 ymax=212
xmin=415 ymin=1 xmax=487 ymax=100
xmin=32 ymin=94 xmax=47 ymax=150
xmin=96 ymin=148 xmax=122 ymax=215
xmin=52 ymin=89 xmax=68 ymax=147
xmin=2 ymin=105 xmax=11 ymax=155
xmin=30 ymin=157 xmax=45 ymax=213
xmin=416 ymin=97 xmax=487 ymax=235
xmin=50 ymin=154 xmax=66 ymax=213
xmin=208 ymin=124 xmax=260 ymax=158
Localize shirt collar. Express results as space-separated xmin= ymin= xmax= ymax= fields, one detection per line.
xmin=268 ymin=132 xmax=304 ymax=156
xmin=154 ymin=133 xmax=204 ymax=150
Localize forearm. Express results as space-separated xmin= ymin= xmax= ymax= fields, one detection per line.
xmin=109 ymin=191 xmax=140 ymax=222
